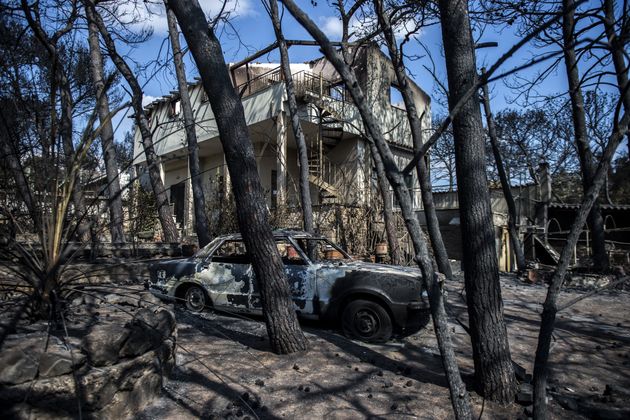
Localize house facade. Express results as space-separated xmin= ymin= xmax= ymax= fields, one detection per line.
xmin=133 ymin=43 xmax=431 ymax=242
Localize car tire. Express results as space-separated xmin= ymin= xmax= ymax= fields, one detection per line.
xmin=341 ymin=299 xmax=393 ymax=343
xmin=184 ymin=285 xmax=206 ymax=312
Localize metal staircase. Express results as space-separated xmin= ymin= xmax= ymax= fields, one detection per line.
xmin=290 ymin=72 xmax=353 ymax=204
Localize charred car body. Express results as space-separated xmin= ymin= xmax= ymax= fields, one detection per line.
xmin=148 ymin=230 xmax=430 ymax=342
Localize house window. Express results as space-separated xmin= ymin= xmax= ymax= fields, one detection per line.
xmin=390 ymin=85 xmax=405 ymax=109
xmin=169 ymin=99 xmax=181 ymax=118
xmin=393 ymin=173 xmax=414 ymax=208
xmin=271 ymin=169 xmax=278 ymax=209
xmin=329 ymin=82 xmax=345 ymax=101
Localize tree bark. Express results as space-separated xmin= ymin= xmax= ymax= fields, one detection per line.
xmin=86 ymin=5 xmax=125 ymax=244
xmin=368 ymin=137 xmax=402 ymax=265
xmin=0 ymin=115 xmax=41 ymax=233
xmin=374 ymin=0 xmax=452 ymax=278
xmin=169 ymin=0 xmax=308 ymax=354
xmin=85 ymin=0 xmax=179 ymax=243
xmin=562 ymin=0 xmax=608 ymax=272
xmin=603 ymin=0 xmax=630 ymax=115
xmin=533 ymin=111 xmax=629 ymax=419
xmin=58 ymin=69 xmax=91 ymax=242
xmin=280 ymin=0 xmax=472 ymax=417
xmin=481 ymin=69 xmax=526 ymax=272
xmin=164 ymin=2 xmax=212 ymax=247
xmin=437 ymin=0 xmax=516 ymax=404
xmin=267 ymin=0 xmax=314 ymax=234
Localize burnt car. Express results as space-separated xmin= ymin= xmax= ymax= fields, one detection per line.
xmin=148 ymin=230 xmax=430 ymax=342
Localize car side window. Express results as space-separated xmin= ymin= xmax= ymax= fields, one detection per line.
xmin=276 ymin=239 xmax=307 ymax=265
xmin=294 ymin=239 xmax=348 ymax=263
xmin=211 ymin=240 xmax=250 ymax=264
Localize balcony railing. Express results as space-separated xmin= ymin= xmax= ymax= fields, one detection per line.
xmin=235 ymin=67 xmax=352 ymax=104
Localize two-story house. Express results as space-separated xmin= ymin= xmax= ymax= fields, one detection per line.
xmin=132 ymin=43 xmax=431 ymax=242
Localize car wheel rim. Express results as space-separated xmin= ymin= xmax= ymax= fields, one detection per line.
xmin=187 ymin=288 xmax=204 ymax=311
xmin=354 ymin=309 xmax=379 ymax=337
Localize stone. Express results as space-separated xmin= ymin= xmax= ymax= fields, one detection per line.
xmin=38 ymin=348 xmax=86 ymax=379
xmin=512 ymin=361 xmax=528 ymax=382
xmin=104 ymin=293 xmax=139 ymax=307
xmin=119 ymin=309 xmax=175 ymax=358
xmin=254 ymin=379 xmax=265 ymax=387
xmin=0 ymin=343 xmax=40 ymax=385
xmin=139 ymin=292 xmax=163 ymax=309
xmin=83 ymin=323 xmax=130 ymax=367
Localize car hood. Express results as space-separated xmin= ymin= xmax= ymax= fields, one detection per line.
xmin=334 ymin=260 xmax=422 ymax=278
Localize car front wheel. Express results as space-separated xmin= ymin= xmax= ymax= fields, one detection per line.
xmin=342 ymin=299 xmax=393 ymax=343
xmin=184 ymin=285 xmax=206 ymax=312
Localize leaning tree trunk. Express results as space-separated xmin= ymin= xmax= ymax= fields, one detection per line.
xmin=164 ymin=2 xmax=212 ymax=247
xmin=86 ymin=6 xmax=125 ymax=244
xmin=169 ymin=0 xmax=308 ymax=354
xmin=0 ymin=116 xmax=41 ymax=233
xmin=280 ymin=0 xmax=472 ymax=417
xmin=481 ymin=69 xmax=526 ymax=272
xmin=562 ymin=0 xmax=608 ymax=272
xmin=374 ymin=0 xmax=452 ymax=278
xmin=533 ymin=111 xmax=629 ymax=419
xmin=85 ymin=0 xmax=179 ymax=243
xmin=368 ymin=137 xmax=403 ymax=265
xmin=267 ymin=0 xmax=313 ymax=234
xmin=437 ymin=0 xmax=516 ymax=403
xmin=603 ymin=0 xmax=630 ymax=151
xmin=59 ymin=72 xmax=92 ymax=243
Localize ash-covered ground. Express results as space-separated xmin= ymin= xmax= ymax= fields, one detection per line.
xmin=138 ymin=274 xmax=630 ymax=419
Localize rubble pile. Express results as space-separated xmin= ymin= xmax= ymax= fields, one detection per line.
xmin=0 ymin=290 xmax=176 ymax=419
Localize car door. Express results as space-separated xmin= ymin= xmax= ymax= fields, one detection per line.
xmin=248 ymin=238 xmax=316 ymax=317
xmin=196 ymin=239 xmax=253 ymax=313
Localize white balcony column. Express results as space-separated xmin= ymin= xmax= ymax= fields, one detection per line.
xmin=158 ymin=160 xmax=166 ymax=186
xmin=356 ymin=140 xmax=367 ymax=205
xmin=184 ymin=161 xmax=194 ymax=236
xmin=223 ymin=154 xmax=231 ymax=200
xmin=276 ymin=109 xmax=287 ymax=206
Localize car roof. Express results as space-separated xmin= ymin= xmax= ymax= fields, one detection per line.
xmin=217 ymin=229 xmax=326 ymax=241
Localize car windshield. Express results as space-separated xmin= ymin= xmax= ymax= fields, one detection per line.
xmin=194 ymin=237 xmax=223 ymax=259
xmin=292 ymin=238 xmax=351 ymax=263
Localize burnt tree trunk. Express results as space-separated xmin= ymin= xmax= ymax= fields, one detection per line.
xmin=481 ymin=69 xmax=526 ymax=272
xmin=280 ymin=0 xmax=472 ymax=417
xmin=437 ymin=0 xmax=516 ymax=403
xmin=86 ymin=0 xmax=179 ymax=243
xmin=86 ymin=6 xmax=125 ymax=244
xmin=374 ymin=0 xmax=451 ymax=277
xmin=603 ymin=0 xmax=630 ymax=118
xmin=533 ymin=111 xmax=629 ymax=419
xmin=164 ymin=2 xmax=211 ymax=247
xmin=58 ymin=71 xmax=92 ymax=242
xmin=267 ymin=0 xmax=313 ymax=234
xmin=169 ymin=0 xmax=308 ymax=354
xmin=562 ymin=0 xmax=608 ymax=272
xmin=368 ymin=137 xmax=403 ymax=265
xmin=0 ymin=116 xmax=41 ymax=233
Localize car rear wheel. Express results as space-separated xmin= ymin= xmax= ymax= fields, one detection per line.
xmin=342 ymin=299 xmax=393 ymax=343
xmin=184 ymin=286 xmax=206 ymax=312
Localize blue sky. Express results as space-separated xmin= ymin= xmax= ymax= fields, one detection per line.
xmin=111 ymin=0 xmax=575 ymax=140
